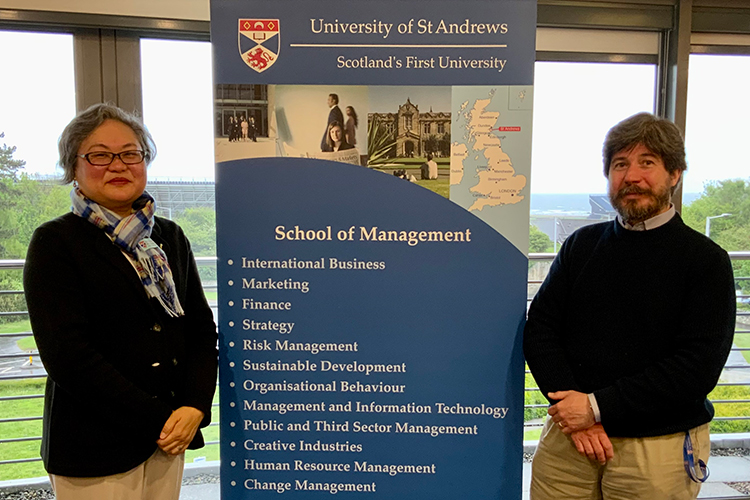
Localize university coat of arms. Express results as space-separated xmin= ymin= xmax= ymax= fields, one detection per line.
xmin=238 ymin=19 xmax=280 ymax=73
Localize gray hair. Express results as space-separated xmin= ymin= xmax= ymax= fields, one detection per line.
xmin=602 ymin=112 xmax=687 ymax=177
xmin=58 ymin=103 xmax=156 ymax=184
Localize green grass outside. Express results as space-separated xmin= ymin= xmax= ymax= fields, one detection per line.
xmin=0 ymin=319 xmax=36 ymax=354
xmin=524 ymin=428 xmax=542 ymax=442
xmin=0 ymin=319 xmax=30 ymax=335
xmin=0 ymin=379 xmax=46 ymax=480
xmin=709 ymin=383 xmax=750 ymax=433
xmin=734 ymin=331 xmax=750 ymax=363
xmin=16 ymin=337 xmax=36 ymax=351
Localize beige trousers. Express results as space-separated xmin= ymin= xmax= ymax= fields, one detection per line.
xmin=49 ymin=448 xmax=184 ymax=500
xmin=530 ymin=417 xmax=709 ymax=500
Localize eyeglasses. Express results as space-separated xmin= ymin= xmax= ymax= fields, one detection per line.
xmin=78 ymin=150 xmax=146 ymax=166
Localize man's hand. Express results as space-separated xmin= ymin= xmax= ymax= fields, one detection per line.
xmin=547 ymin=390 xmax=595 ymax=433
xmin=570 ymin=423 xmax=614 ymax=464
xmin=157 ymin=406 xmax=204 ymax=455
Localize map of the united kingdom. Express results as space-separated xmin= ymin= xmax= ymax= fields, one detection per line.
xmin=450 ymin=86 xmax=533 ymax=254
xmin=452 ymin=88 xmax=526 ymax=211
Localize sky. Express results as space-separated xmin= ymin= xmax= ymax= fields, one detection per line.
xmin=0 ymin=31 xmax=76 ymax=180
xmin=1 ymin=31 xmax=748 ymax=193
xmin=369 ymin=86 xmax=451 ymax=114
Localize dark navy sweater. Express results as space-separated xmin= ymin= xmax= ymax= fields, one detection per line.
xmin=524 ymin=214 xmax=736 ymax=437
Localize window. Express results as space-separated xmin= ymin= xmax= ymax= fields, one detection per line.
xmin=530 ymin=61 xmax=657 ymax=251
xmin=0 ymin=30 xmax=76 ymax=259
xmin=140 ymin=37 xmax=219 ymax=470
xmin=140 ymin=38 xmax=214 ymax=183
xmin=0 ymin=28 xmax=76 ymax=481
xmin=684 ymin=53 xmax=750 ymax=252
xmin=140 ymin=37 xmax=217 ymax=255
xmin=0 ymin=30 xmax=76 ymax=181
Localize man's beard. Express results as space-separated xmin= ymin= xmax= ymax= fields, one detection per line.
xmin=609 ymin=184 xmax=672 ymax=225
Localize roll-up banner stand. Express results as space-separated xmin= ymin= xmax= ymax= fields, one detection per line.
xmin=211 ymin=1 xmax=536 ymax=497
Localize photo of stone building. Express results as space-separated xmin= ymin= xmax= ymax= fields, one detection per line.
xmin=368 ymin=98 xmax=451 ymax=158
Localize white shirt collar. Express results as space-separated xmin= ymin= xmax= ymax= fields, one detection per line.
xmin=618 ymin=204 xmax=675 ymax=231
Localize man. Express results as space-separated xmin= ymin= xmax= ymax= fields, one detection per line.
xmin=524 ymin=113 xmax=735 ymax=500
xmin=249 ymin=116 xmax=257 ymax=142
xmin=422 ymin=153 xmax=438 ymax=180
xmin=321 ymin=93 xmax=344 ymax=151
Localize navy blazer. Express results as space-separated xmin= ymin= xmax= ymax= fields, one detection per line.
xmin=24 ymin=213 xmax=218 ymax=477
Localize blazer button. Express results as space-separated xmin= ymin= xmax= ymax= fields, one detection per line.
xmin=152 ymin=324 xmax=162 ymax=332
xmin=172 ymin=358 xmax=178 ymax=366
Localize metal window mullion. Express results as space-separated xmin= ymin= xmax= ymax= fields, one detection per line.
xmin=99 ymin=28 xmax=119 ymax=106
xmin=0 ymin=457 xmax=43 ymax=466
xmin=0 ymin=394 xmax=44 ymax=402
xmin=0 ymin=374 xmax=47 ymax=381
xmin=114 ymin=30 xmax=143 ymax=116
xmin=0 ymin=352 xmax=39 ymax=360
xmin=0 ymin=436 xmax=42 ymax=444
xmin=0 ymin=416 xmax=42 ymax=424
xmin=667 ymin=0 xmax=692 ymax=213
xmin=693 ymin=6 xmax=750 ymax=35
xmin=74 ymin=28 xmax=104 ymax=112
xmin=73 ymin=28 xmax=143 ymax=113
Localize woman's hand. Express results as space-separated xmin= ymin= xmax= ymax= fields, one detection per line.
xmin=156 ymin=406 xmax=204 ymax=455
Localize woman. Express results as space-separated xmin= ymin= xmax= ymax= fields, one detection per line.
xmin=344 ymin=105 xmax=358 ymax=146
xmin=23 ymin=103 xmax=218 ymax=500
xmin=322 ymin=120 xmax=354 ymax=152
xmin=240 ymin=116 xmax=249 ymax=141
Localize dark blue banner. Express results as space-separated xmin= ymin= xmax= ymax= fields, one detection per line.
xmin=211 ymin=0 xmax=536 ymax=85
xmin=212 ymin=0 xmax=536 ymax=497
xmin=217 ymin=160 xmax=526 ymax=498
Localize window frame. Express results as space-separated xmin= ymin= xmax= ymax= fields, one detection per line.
xmin=3 ymin=1 xmax=750 ymax=209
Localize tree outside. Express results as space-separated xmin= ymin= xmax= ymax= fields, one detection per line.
xmin=0 ymin=134 xmax=70 ymax=323
xmin=529 ymin=224 xmax=554 ymax=253
xmin=682 ymin=178 xmax=750 ymax=297
xmin=172 ymin=207 xmax=217 ymax=284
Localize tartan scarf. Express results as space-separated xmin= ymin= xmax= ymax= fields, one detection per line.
xmin=70 ymin=188 xmax=185 ymax=317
